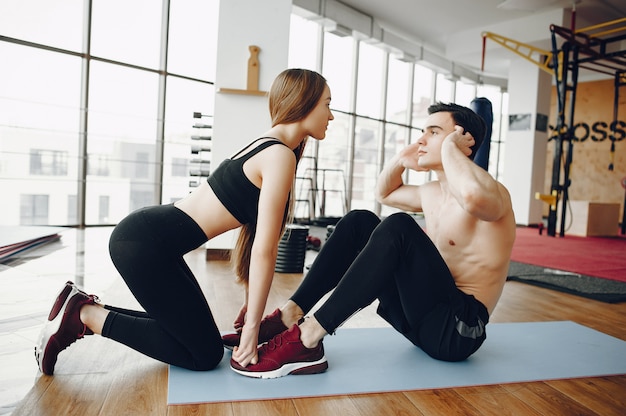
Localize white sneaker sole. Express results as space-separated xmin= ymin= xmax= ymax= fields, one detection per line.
xmin=230 ymin=356 xmax=328 ymax=379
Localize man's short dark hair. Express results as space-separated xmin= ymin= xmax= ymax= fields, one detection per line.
xmin=427 ymin=102 xmax=486 ymax=160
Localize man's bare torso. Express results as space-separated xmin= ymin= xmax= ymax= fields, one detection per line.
xmin=420 ymin=181 xmax=516 ymax=314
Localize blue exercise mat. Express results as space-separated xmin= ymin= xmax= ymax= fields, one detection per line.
xmin=168 ymin=321 xmax=626 ymax=404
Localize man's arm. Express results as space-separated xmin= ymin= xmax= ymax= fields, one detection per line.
xmin=441 ymin=126 xmax=508 ymax=221
xmin=375 ymin=142 xmax=424 ymax=212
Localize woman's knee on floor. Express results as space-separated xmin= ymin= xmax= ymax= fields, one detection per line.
xmin=189 ymin=347 xmax=224 ymax=371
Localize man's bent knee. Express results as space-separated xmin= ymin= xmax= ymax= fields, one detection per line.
xmin=335 ymin=210 xmax=380 ymax=233
xmin=377 ymin=212 xmax=422 ymax=236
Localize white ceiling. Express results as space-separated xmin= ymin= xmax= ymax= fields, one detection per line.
xmin=335 ymin=0 xmax=626 ymax=81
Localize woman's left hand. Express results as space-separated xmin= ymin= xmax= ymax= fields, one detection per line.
xmin=233 ymin=303 xmax=247 ymax=332
xmin=231 ymin=325 xmax=259 ymax=367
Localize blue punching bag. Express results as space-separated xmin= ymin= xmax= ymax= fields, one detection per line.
xmin=470 ymin=97 xmax=493 ymax=171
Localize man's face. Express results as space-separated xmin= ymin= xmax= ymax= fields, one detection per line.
xmin=416 ymin=112 xmax=455 ymax=169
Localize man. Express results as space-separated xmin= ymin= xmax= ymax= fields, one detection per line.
xmin=228 ymin=102 xmax=516 ymax=378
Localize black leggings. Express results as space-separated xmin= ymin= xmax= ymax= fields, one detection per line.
xmin=103 ymin=204 xmax=223 ymax=371
xmin=290 ymin=210 xmax=489 ymax=361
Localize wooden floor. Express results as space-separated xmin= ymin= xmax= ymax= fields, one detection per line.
xmin=2 ymin=226 xmax=626 ymax=416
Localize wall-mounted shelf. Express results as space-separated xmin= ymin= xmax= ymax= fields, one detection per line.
xmin=217 ymin=87 xmax=267 ymax=96
xmin=217 ymin=46 xmax=268 ymax=96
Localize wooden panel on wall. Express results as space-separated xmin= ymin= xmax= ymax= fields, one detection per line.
xmin=544 ymin=79 xmax=626 ymax=219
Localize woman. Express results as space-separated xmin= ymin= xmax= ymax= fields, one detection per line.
xmin=35 ymin=68 xmax=333 ymax=375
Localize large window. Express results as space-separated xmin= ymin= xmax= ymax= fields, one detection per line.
xmin=167 ymin=0 xmax=219 ymax=80
xmin=0 ymin=0 xmax=218 ymax=226
xmin=288 ymin=14 xmax=320 ymax=71
xmin=435 ymin=73 xmax=454 ymax=103
xmin=0 ymin=42 xmax=82 ymax=225
xmin=322 ymin=33 xmax=354 ymax=113
xmin=162 ymin=77 xmax=215 ymax=204
xmin=313 ymin=32 xmax=355 ymax=219
xmin=86 ymin=61 xmax=160 ymax=224
xmin=0 ymin=0 xmax=83 ymax=50
xmin=386 ymin=57 xmax=411 ymax=123
xmin=381 ymin=57 xmax=413 ymax=217
xmin=91 ymin=0 xmax=163 ymax=69
xmin=1 ymin=3 xmax=507 ymax=226
xmin=351 ymin=43 xmax=385 ymax=211
xmin=412 ymin=64 xmax=434 ymax=127
xmin=455 ymin=80 xmax=478 ymax=107
xmin=288 ymin=11 xmax=508 ymax=220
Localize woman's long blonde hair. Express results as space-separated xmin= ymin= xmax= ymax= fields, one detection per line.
xmin=233 ymin=68 xmax=328 ymax=285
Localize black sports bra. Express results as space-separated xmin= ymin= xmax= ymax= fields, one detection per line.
xmin=207 ymin=138 xmax=290 ymax=224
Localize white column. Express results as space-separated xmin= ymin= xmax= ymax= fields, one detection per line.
xmin=207 ymin=0 xmax=292 ymax=250
xmin=502 ymin=58 xmax=551 ymax=226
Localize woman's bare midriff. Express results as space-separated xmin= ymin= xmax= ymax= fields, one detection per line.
xmin=174 ymin=181 xmax=242 ymax=239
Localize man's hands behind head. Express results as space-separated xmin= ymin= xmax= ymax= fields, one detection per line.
xmin=399 ymin=141 xmax=429 ymax=172
xmin=445 ymin=125 xmax=474 ymax=157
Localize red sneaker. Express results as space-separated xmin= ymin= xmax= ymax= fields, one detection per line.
xmin=35 ymin=281 xmax=99 ymax=375
xmin=230 ymin=324 xmax=328 ymax=379
xmin=222 ymin=308 xmax=288 ymax=350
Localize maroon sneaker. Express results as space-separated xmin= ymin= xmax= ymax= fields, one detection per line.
xmin=35 ymin=281 xmax=99 ymax=375
xmin=222 ymin=308 xmax=288 ymax=350
xmin=230 ymin=324 xmax=328 ymax=379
